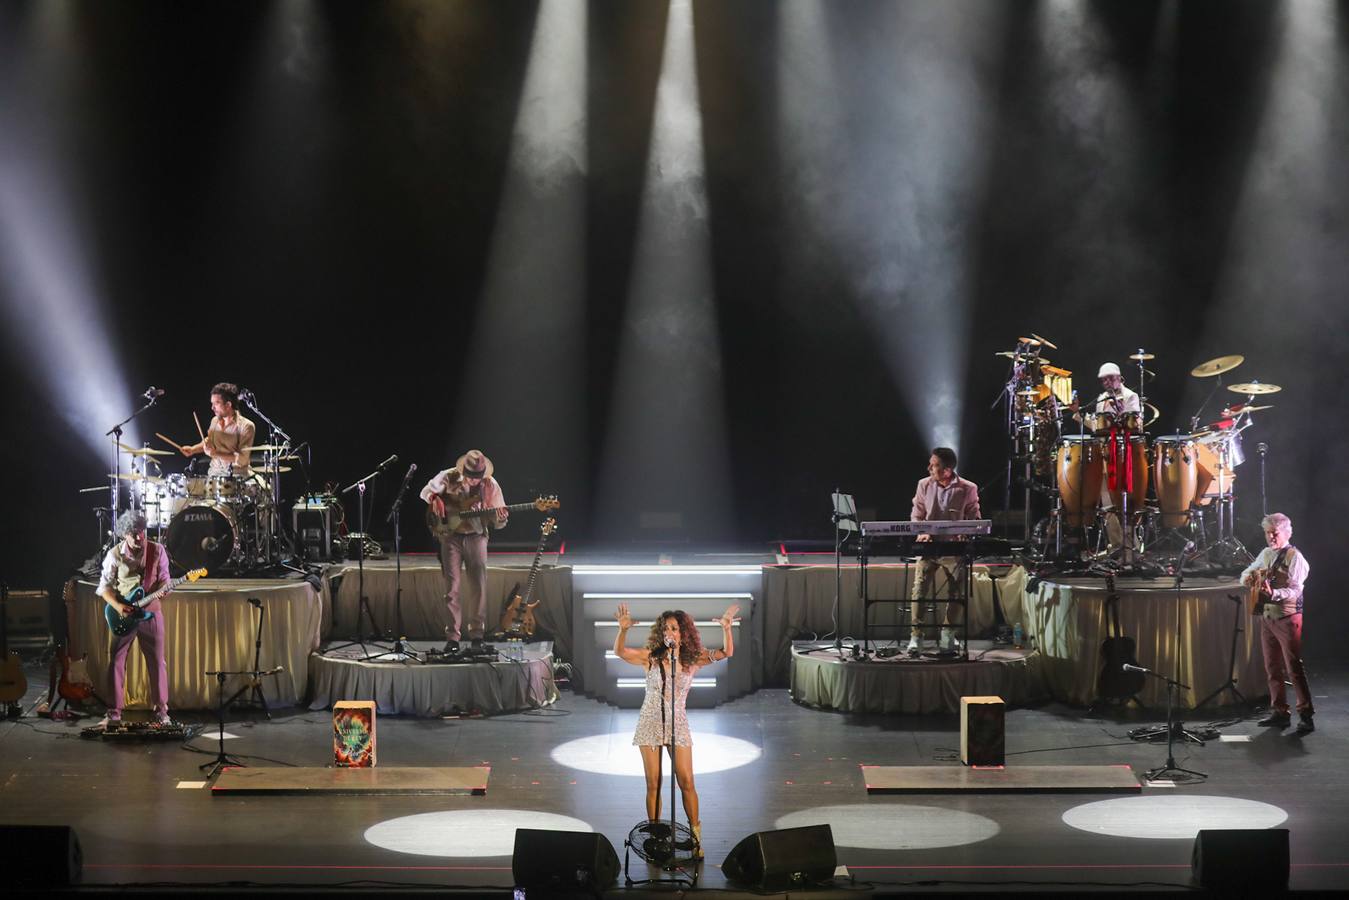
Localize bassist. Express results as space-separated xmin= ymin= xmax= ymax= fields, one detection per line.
xmin=96 ymin=512 xmax=172 ymax=728
xmin=420 ymin=450 xmax=508 ymax=653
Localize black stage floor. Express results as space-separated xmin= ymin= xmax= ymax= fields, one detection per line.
xmin=1 ymin=659 xmax=1345 ymax=896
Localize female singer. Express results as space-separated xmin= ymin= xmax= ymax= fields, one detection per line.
xmin=613 ymin=602 xmax=739 ymax=858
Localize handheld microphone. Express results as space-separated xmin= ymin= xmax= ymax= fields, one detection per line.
xmin=143 ymin=386 xmax=165 ymax=400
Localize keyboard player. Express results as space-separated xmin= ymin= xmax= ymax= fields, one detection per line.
xmin=909 ymin=447 xmax=982 ymax=654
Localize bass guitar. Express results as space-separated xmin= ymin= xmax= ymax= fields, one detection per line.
xmin=499 ymin=518 xmax=557 ymax=639
xmin=1096 ymin=572 xmax=1145 ymax=702
xmin=0 ymin=582 xmax=27 ymax=706
xmin=425 ymin=495 xmax=559 ymax=541
xmin=104 ymin=568 xmax=207 ymax=637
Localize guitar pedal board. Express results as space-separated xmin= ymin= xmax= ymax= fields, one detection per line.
xmin=81 ymin=720 xmax=196 ymax=741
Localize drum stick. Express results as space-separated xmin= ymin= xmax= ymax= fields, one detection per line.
xmin=193 ymin=411 xmax=206 ymax=441
xmin=156 ymin=432 xmax=187 ymax=453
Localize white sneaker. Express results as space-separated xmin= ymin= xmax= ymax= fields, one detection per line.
xmin=906 ymin=634 xmax=921 ymax=653
xmin=939 ymin=628 xmax=961 ymax=652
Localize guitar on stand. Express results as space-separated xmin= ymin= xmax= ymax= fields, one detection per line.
xmin=425 ymin=494 xmax=559 ymax=541
xmin=1096 ymin=572 xmax=1144 ymax=705
xmin=498 ymin=518 xmax=557 ymax=640
xmin=103 ymin=569 xmax=207 ymax=637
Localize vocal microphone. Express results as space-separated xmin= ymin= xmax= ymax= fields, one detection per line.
xmin=378 ymin=454 xmax=398 ymax=471
xmin=1122 ymin=663 xmax=1150 ymax=674
xmin=1257 ymin=442 xmax=1269 ymax=455
xmin=143 ymin=386 xmax=165 ymax=400
xmin=1183 ymin=540 xmax=1196 ymax=555
xmin=239 ymin=388 xmax=256 ymax=404
xmin=664 ymin=635 xmax=676 ymax=648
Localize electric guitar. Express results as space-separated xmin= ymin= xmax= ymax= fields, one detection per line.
xmin=499 ymin=518 xmax=557 ymax=639
xmin=425 ymin=494 xmax=559 ymax=541
xmin=103 ymin=568 xmax=207 ymax=637
xmin=0 ymin=582 xmax=27 ymax=705
xmin=55 ymin=580 xmax=94 ymax=703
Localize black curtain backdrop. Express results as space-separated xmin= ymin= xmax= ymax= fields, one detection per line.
xmin=1 ymin=1 xmax=1346 ymax=651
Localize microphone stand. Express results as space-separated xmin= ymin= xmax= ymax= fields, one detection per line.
xmin=1257 ymin=442 xmax=1269 ymax=517
xmin=239 ymin=391 xmax=301 ymax=574
xmin=366 ymin=464 xmax=422 ymax=663
xmin=327 ymin=458 xmax=395 ymax=656
xmin=103 ymin=392 xmax=161 ymax=550
xmin=1132 ymin=546 xmax=1208 ymax=745
xmin=1128 ymin=663 xmax=1206 ymax=782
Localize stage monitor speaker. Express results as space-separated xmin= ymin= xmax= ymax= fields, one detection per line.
xmin=1191 ymin=828 xmax=1288 ymax=890
xmin=0 ymin=824 xmax=83 ymax=886
xmin=511 ymin=828 xmax=619 ymax=891
xmin=722 ymin=824 xmax=836 ymax=891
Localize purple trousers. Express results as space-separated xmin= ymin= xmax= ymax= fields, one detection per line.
xmin=109 ymin=612 xmax=169 ymax=718
xmin=438 ymin=532 xmax=489 ymax=641
xmin=1261 ymin=612 xmax=1313 ymax=717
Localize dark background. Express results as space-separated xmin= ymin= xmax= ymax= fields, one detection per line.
xmin=2 ymin=2 xmax=1346 ymax=648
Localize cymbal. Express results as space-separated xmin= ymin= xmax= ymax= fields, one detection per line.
xmin=1030 ymin=332 xmax=1058 ymax=350
xmin=1016 ymin=336 xmax=1042 ymax=346
xmin=1228 ymin=382 xmax=1281 ymax=395
xmin=117 ymin=442 xmax=174 ymax=457
xmin=108 ymin=472 xmax=163 ymax=483
xmin=249 ymin=444 xmax=291 ymax=452
xmin=253 ymin=465 xmax=292 ymax=474
xmin=1015 ymin=388 xmax=1042 ymax=398
xmin=1129 ymin=351 xmax=1155 ymax=361
xmin=1190 ymin=354 xmax=1244 ymax=377
xmin=995 ymin=350 xmax=1030 ymax=360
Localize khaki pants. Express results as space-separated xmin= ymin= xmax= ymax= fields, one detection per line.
xmin=438 ymin=532 xmax=489 ymax=641
xmin=909 ymin=556 xmax=965 ymax=638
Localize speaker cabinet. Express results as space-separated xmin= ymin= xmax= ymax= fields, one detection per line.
xmin=0 ymin=825 xmax=83 ymax=886
xmin=960 ymin=695 xmax=1005 ymax=766
xmin=722 ymin=824 xmax=836 ymax=891
xmin=1192 ymin=828 xmax=1289 ymax=890
xmin=511 ymin=828 xmax=619 ymax=890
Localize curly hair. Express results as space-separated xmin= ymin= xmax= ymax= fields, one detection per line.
xmin=644 ymin=610 xmax=703 ymax=668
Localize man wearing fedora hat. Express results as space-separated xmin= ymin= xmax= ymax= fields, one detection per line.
xmin=420 ymin=449 xmax=509 ymax=653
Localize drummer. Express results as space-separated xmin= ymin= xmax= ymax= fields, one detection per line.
xmin=1069 ymin=363 xmax=1142 ymax=549
xmin=179 ymin=382 xmax=256 ymax=477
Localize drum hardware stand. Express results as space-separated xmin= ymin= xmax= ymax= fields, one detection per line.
xmin=1193 ymin=593 xmax=1250 ymax=711
xmin=200 ymin=668 xmax=253 ymax=779
xmin=366 ymin=463 xmax=424 ymax=663
xmin=328 ymin=456 xmax=397 ymax=656
xmin=223 ymin=598 xmax=284 ymax=718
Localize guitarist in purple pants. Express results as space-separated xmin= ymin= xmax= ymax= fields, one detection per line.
xmin=96 ymin=512 xmax=172 ymax=728
xmin=421 ymin=450 xmax=509 ymax=654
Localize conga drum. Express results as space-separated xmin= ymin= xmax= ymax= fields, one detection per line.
xmin=1152 ymin=435 xmax=1198 ymax=527
xmin=1104 ymin=434 xmax=1150 ymax=515
xmin=1056 ymin=435 xmax=1104 ymax=528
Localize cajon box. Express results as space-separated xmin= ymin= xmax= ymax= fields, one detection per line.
xmin=334 ymin=701 xmax=377 ymax=767
xmin=960 ymin=695 xmax=1005 ymax=766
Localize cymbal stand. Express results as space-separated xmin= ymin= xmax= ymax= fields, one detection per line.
xmin=102 ymin=391 xmax=161 ymax=549
xmin=239 ymin=389 xmax=301 ymax=572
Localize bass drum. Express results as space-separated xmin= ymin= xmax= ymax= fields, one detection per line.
xmin=165 ymin=501 xmax=240 ymax=574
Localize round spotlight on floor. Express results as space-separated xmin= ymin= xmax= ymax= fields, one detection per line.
xmin=775 ymin=803 xmax=1000 ymax=850
xmin=1062 ymin=796 xmax=1288 ymax=840
xmin=364 ymin=809 xmax=594 ymax=858
xmin=550 ymin=731 xmax=761 ymax=776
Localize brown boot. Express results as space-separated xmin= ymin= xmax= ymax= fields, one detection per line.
xmin=691 ymin=821 xmax=703 ymax=860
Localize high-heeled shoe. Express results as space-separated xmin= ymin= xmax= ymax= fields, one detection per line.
xmin=691 ymin=820 xmax=703 ymax=860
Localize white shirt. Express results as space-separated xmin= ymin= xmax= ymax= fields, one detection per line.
xmin=1241 ymin=545 xmax=1309 ymax=617
xmin=1094 ymin=385 xmax=1141 ymax=416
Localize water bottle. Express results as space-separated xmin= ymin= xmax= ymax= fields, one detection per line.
xmin=1013 ymin=622 xmax=1024 ymax=650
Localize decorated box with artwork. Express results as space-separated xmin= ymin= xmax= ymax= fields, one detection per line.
xmin=333 ymin=700 xmax=377 ymax=767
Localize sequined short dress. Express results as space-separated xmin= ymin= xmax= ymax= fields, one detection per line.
xmin=632 ymin=660 xmax=693 ymax=747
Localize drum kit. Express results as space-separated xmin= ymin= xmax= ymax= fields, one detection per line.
xmin=1000 ymin=339 xmax=1277 ymax=567
xmin=89 ymin=443 xmax=304 ymax=575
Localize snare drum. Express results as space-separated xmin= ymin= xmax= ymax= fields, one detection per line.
xmin=1055 ymin=435 xmax=1104 ymax=528
xmin=1152 ymin=435 xmax=1198 ymax=527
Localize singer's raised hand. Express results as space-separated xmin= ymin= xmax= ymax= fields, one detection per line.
xmin=615 ymin=603 xmax=632 ymax=630
xmin=718 ymin=605 xmax=740 ymax=629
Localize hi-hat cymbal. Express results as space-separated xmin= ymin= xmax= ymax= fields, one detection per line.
xmin=108 ymin=472 xmax=163 ymax=483
xmin=1129 ymin=350 xmax=1155 ymax=361
xmin=117 ymin=442 xmax=174 ymax=457
xmin=1030 ymin=332 xmax=1058 ymax=350
xmin=1190 ymin=354 xmax=1244 ymax=377
xmin=1227 ymin=382 xmax=1281 ymax=395
xmin=253 ymin=465 xmax=293 ymax=474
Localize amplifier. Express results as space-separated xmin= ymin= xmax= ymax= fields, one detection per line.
xmin=293 ymin=499 xmax=337 ymax=561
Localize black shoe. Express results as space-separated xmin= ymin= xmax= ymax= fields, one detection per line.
xmin=1257 ymin=712 xmax=1291 ymax=728
xmin=1296 ymin=716 xmax=1315 ymax=735
xmin=442 ymin=639 xmax=460 ymax=655
xmin=470 ymin=637 xmax=484 ymax=650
